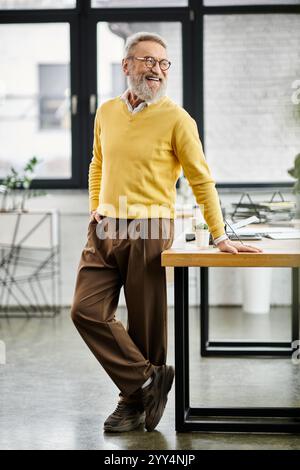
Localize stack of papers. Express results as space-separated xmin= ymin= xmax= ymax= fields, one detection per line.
xmin=226 ymin=216 xmax=300 ymax=239
xmin=265 ymin=232 xmax=300 ymax=240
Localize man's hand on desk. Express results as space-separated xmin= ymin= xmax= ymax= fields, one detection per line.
xmin=216 ymin=239 xmax=263 ymax=254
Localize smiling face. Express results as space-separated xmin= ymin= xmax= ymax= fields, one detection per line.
xmin=122 ymin=40 xmax=169 ymax=103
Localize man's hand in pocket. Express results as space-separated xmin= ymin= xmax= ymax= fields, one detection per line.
xmin=90 ymin=210 xmax=101 ymax=223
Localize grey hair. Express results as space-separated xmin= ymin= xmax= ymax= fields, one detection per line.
xmin=124 ymin=32 xmax=168 ymax=57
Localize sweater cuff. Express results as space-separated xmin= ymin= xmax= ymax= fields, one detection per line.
xmin=213 ymin=234 xmax=228 ymax=245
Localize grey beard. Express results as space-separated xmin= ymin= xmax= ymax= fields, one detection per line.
xmin=127 ymin=74 xmax=167 ymax=103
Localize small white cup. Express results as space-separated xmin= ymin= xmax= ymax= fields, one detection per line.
xmin=195 ymin=229 xmax=210 ymax=249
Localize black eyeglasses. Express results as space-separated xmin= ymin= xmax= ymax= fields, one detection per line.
xmin=126 ymin=56 xmax=171 ymax=71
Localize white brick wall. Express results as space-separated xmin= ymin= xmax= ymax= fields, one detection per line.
xmin=204 ymin=14 xmax=300 ymax=184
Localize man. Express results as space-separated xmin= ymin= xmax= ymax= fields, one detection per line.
xmin=71 ymin=32 xmax=262 ymax=433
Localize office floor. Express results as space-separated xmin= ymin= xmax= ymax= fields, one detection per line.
xmin=0 ymin=306 xmax=300 ymax=450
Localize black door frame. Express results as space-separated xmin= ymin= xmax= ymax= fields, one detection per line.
xmin=0 ymin=0 xmax=192 ymax=189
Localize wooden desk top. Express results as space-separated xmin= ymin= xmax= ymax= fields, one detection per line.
xmin=161 ymin=238 xmax=300 ymax=268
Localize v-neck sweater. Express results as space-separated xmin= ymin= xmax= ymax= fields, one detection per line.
xmin=89 ymin=95 xmax=225 ymax=240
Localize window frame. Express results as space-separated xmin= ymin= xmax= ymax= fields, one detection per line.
xmin=0 ymin=9 xmax=81 ymax=188
xmin=76 ymin=1 xmax=192 ymax=189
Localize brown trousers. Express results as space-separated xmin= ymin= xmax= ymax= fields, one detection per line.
xmin=71 ymin=216 xmax=174 ymax=398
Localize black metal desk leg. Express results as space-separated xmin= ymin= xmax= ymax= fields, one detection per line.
xmin=174 ymin=267 xmax=190 ymax=432
xmin=200 ymin=267 xmax=297 ymax=357
xmin=200 ymin=267 xmax=209 ymax=357
xmin=292 ymin=267 xmax=300 ymax=347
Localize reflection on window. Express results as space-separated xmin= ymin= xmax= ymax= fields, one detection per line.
xmin=204 ymin=1 xmax=300 ymax=5
xmin=97 ymin=22 xmax=182 ymax=106
xmin=204 ymin=14 xmax=300 ymax=184
xmin=92 ymin=0 xmax=187 ymax=7
xmin=0 ymin=23 xmax=72 ymax=179
xmin=39 ymin=64 xmax=69 ymax=130
xmin=0 ymin=0 xmax=76 ymax=8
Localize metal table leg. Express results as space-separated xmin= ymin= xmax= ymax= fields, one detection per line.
xmin=174 ymin=266 xmax=300 ymax=432
xmin=200 ymin=267 xmax=299 ymax=357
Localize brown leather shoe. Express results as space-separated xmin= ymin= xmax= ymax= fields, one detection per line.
xmin=103 ymin=399 xmax=145 ymax=433
xmin=141 ymin=364 xmax=175 ymax=432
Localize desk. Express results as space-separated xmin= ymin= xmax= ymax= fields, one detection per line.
xmin=161 ymin=238 xmax=300 ymax=432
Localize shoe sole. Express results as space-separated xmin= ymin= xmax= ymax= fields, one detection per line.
xmin=103 ymin=412 xmax=145 ymax=433
xmin=145 ymin=365 xmax=175 ymax=432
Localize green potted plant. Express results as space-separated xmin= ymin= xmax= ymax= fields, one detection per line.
xmin=195 ymin=222 xmax=210 ymax=249
xmin=288 ymin=153 xmax=300 ymax=217
xmin=0 ymin=156 xmax=46 ymax=212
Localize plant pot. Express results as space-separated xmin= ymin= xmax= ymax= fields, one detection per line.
xmin=195 ymin=229 xmax=210 ymax=249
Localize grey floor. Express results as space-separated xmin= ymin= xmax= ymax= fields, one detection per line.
xmin=0 ymin=305 xmax=300 ymax=450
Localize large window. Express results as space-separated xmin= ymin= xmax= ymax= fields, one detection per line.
xmin=0 ymin=23 xmax=72 ymax=180
xmin=204 ymin=1 xmax=300 ymax=5
xmin=0 ymin=1 xmax=187 ymax=187
xmin=39 ymin=64 xmax=69 ymax=130
xmin=0 ymin=0 xmax=76 ymax=8
xmin=0 ymin=1 xmax=298 ymax=188
xmin=203 ymin=13 xmax=300 ymax=184
xmin=92 ymin=0 xmax=188 ymax=7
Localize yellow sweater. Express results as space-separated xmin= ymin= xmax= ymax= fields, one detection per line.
xmin=89 ymin=96 xmax=225 ymax=240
